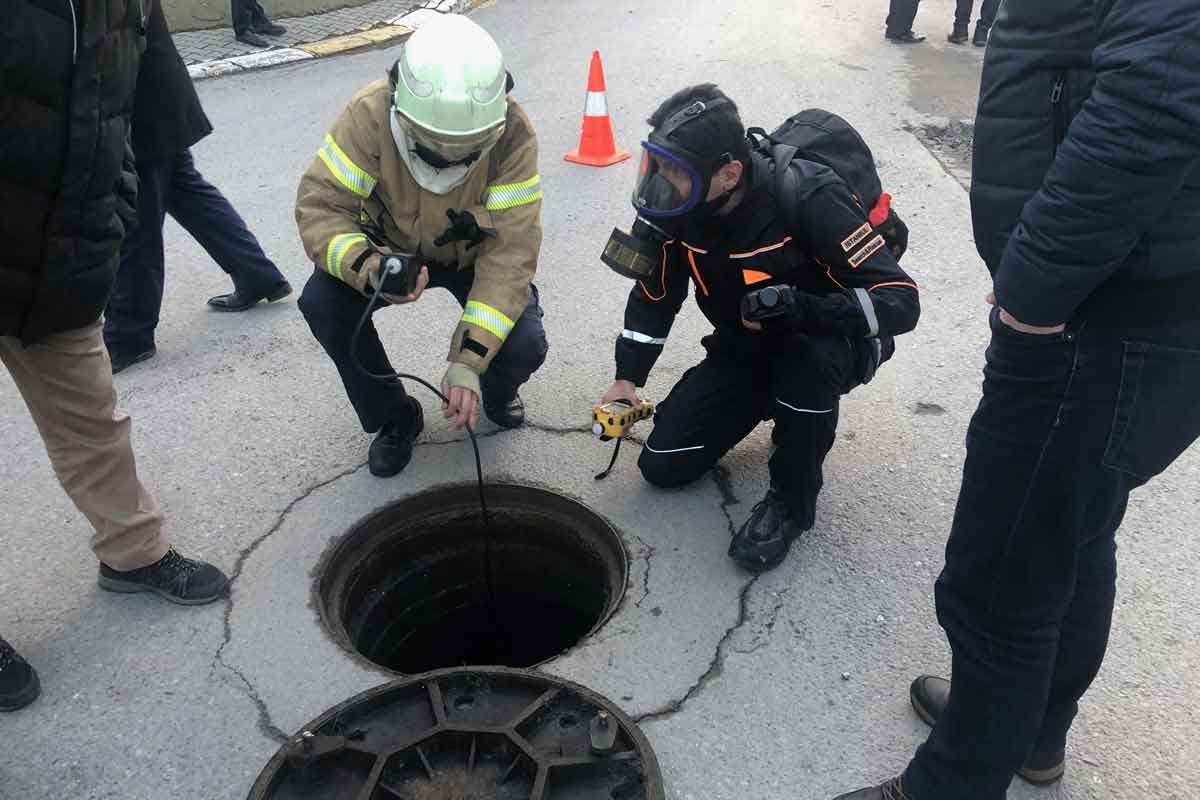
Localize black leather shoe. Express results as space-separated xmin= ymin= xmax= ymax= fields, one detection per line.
xmin=885 ymin=30 xmax=926 ymax=43
xmin=832 ymin=776 xmax=907 ymax=799
xmin=910 ymin=675 xmax=1066 ymax=785
xmin=369 ymin=398 xmax=424 ymax=478
xmin=973 ymin=22 xmax=990 ymax=46
xmin=235 ymin=30 xmax=271 ymax=47
xmin=483 ymin=393 xmax=525 ymax=429
xmin=99 ymin=549 xmax=229 ymax=605
xmin=109 ymin=346 xmax=156 ymax=375
xmin=727 ymin=488 xmax=804 ymax=573
xmin=207 ymin=281 xmax=292 ymax=312
xmin=948 ymin=23 xmax=969 ymax=43
xmin=253 ymin=21 xmax=287 ymax=36
xmin=0 ymin=637 xmax=40 ymax=712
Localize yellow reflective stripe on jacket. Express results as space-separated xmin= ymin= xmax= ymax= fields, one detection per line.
xmin=326 ymin=233 xmax=366 ymax=280
xmin=318 ymin=135 xmax=377 ymax=198
xmin=485 ymin=175 xmax=542 ymax=211
xmin=461 ymin=300 xmax=515 ymax=340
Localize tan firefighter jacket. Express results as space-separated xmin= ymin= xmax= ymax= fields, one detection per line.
xmin=295 ymin=78 xmax=543 ymax=375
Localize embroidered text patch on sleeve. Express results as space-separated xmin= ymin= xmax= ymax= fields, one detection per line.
xmin=848 ymin=233 xmax=886 ymax=268
xmin=841 ymin=222 xmax=873 ymax=253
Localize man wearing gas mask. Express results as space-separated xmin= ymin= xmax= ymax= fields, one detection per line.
xmin=597 ymin=85 xmax=920 ymax=573
xmin=296 ymin=14 xmax=547 ymax=478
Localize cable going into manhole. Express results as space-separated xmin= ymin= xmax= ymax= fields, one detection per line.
xmin=350 ymin=276 xmax=505 ymax=649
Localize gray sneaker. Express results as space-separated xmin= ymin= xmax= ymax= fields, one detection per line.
xmin=99 ymin=549 xmax=229 ymax=606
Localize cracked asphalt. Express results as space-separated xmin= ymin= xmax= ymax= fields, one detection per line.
xmin=3 ymin=0 xmax=1199 ymax=798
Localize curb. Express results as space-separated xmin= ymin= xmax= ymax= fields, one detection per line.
xmin=186 ymin=0 xmax=487 ymax=81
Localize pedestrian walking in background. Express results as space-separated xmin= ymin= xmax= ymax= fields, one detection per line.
xmin=1 ymin=0 xmax=230 ymax=713
xmin=948 ymin=0 xmax=1000 ymax=45
xmin=885 ymin=0 xmax=925 ymax=43
xmin=105 ymin=1 xmax=292 ymax=374
xmin=233 ymin=0 xmax=287 ymax=47
xmin=835 ymin=0 xmax=1200 ymax=797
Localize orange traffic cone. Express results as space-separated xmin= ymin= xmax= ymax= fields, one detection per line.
xmin=564 ymin=51 xmax=630 ymax=167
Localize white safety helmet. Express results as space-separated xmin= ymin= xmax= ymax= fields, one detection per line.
xmin=391 ymin=14 xmax=508 ymax=171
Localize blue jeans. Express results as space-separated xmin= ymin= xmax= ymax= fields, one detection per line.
xmin=903 ymin=309 xmax=1200 ymax=799
xmin=298 ymin=266 xmax=548 ymax=434
xmin=104 ymin=149 xmax=287 ymax=353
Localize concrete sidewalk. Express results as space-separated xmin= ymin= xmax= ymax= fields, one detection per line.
xmin=174 ymin=0 xmax=472 ymax=74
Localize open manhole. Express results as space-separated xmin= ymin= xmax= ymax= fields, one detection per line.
xmin=317 ymin=484 xmax=628 ymax=673
xmin=247 ymin=667 xmax=665 ymax=799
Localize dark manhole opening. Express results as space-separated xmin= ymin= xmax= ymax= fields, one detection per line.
xmin=318 ymin=484 xmax=628 ymax=674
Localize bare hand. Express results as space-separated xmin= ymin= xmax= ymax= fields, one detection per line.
xmin=741 ymin=314 xmax=762 ymax=331
xmin=441 ymin=379 xmax=479 ymax=431
xmin=383 ymin=266 xmax=429 ymax=306
xmin=600 ymin=380 xmax=641 ymax=407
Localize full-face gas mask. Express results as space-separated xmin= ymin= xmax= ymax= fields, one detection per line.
xmin=602 ymin=98 xmax=742 ymax=280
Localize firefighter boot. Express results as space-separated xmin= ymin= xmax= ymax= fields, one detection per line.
xmin=728 ymin=488 xmax=803 ymax=573
xmin=368 ymin=398 xmax=425 ymax=478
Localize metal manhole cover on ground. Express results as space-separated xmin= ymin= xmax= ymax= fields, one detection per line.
xmin=248 ymin=667 xmax=665 ymax=800
xmin=316 ymin=484 xmax=628 ymax=674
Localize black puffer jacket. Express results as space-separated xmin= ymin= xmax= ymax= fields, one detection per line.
xmin=0 ymin=0 xmax=148 ymax=344
xmin=972 ymin=0 xmax=1200 ymax=328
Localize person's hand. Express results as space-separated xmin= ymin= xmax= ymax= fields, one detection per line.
xmin=986 ymin=292 xmax=1065 ymax=335
xmin=383 ymin=265 xmax=429 ymax=305
xmin=600 ymin=380 xmax=641 ymax=407
xmin=741 ymin=314 xmax=763 ymax=332
xmin=441 ymin=363 xmax=481 ymax=430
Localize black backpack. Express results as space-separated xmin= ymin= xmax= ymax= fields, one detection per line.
xmin=748 ymin=109 xmax=909 ymax=261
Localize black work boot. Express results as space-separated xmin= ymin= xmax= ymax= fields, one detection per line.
xmin=910 ymin=675 xmax=1067 ymax=785
xmin=368 ymin=398 xmax=424 ymax=477
xmin=235 ymin=29 xmax=270 ymax=47
xmin=948 ymin=22 xmax=970 ymax=43
xmin=98 ymin=550 xmax=229 ymax=605
xmin=727 ymin=488 xmax=804 ymax=573
xmin=832 ymin=776 xmax=907 ymax=799
xmin=253 ymin=20 xmax=287 ymax=36
xmin=973 ymin=21 xmax=991 ymax=46
xmin=0 ymin=637 xmax=40 ymax=712
xmin=483 ymin=392 xmax=525 ymax=429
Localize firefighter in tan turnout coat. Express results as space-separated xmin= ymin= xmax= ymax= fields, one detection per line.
xmin=296 ymin=13 xmax=547 ymax=477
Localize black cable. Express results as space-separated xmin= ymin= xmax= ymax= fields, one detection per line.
xmin=349 ymin=276 xmax=504 ymax=654
xmin=594 ymin=437 xmax=622 ymax=481
xmin=350 ymin=278 xmax=490 ymax=527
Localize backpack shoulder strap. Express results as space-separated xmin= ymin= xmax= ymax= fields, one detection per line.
xmin=771 ymin=144 xmax=801 ymax=232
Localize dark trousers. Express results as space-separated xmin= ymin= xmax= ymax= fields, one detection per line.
xmin=954 ymin=0 xmax=1000 ymax=26
xmin=886 ymin=0 xmax=921 ymax=34
xmin=903 ymin=309 xmax=1200 ymax=800
xmin=104 ymin=149 xmax=286 ymax=353
xmin=298 ymin=266 xmax=548 ymax=434
xmin=638 ymin=333 xmax=857 ymax=528
xmin=231 ymin=0 xmax=269 ymax=33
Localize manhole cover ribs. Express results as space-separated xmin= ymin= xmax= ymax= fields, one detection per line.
xmin=248 ymin=667 xmax=664 ymax=800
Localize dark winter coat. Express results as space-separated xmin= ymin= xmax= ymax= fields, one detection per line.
xmin=0 ymin=0 xmax=148 ymax=344
xmin=972 ymin=0 xmax=1200 ymax=328
xmin=131 ymin=1 xmax=211 ymax=162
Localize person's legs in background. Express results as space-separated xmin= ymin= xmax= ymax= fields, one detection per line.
xmin=164 ymin=149 xmax=292 ymax=312
xmin=104 ymin=157 xmax=173 ymax=373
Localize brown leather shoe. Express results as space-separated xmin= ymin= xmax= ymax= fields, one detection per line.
xmin=910 ymin=675 xmax=1066 ymax=785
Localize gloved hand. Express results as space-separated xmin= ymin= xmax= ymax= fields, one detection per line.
xmin=434 ymin=209 xmax=496 ymax=249
xmin=441 ymin=362 xmax=481 ymax=430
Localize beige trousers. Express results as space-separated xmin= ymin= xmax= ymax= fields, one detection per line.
xmin=1 ymin=320 xmax=169 ymax=570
